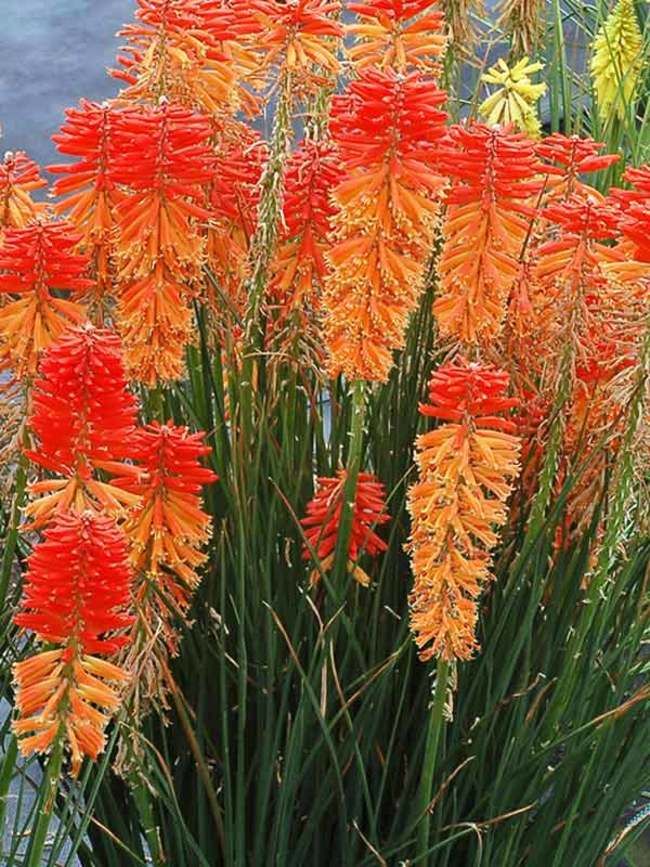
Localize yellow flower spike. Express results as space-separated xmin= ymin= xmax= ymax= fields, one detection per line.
xmin=591 ymin=0 xmax=643 ymax=124
xmin=479 ymin=56 xmax=547 ymax=138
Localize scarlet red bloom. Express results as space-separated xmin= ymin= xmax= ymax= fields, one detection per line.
xmin=300 ymin=471 xmax=389 ymax=586
xmin=16 ymin=512 xmax=134 ymax=653
xmin=0 ymin=222 xmax=91 ymax=374
xmin=542 ymin=196 xmax=620 ymax=240
xmin=0 ymin=151 xmax=46 ymax=229
xmin=324 ymin=68 xmax=447 ymax=380
xmin=107 ymin=103 xmax=217 ymax=382
xmin=27 ymin=325 xmax=137 ymax=471
xmin=422 ymin=362 xmax=519 ymax=431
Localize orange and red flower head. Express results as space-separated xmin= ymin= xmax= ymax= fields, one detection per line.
xmin=434 ymin=123 xmax=542 ymax=344
xmin=408 ymin=359 xmax=520 ymax=662
xmin=535 ymin=133 xmax=619 ymax=202
xmin=300 ymin=470 xmax=389 ymax=586
xmin=13 ymin=512 xmax=134 ymax=776
xmin=0 ymin=151 xmax=46 ymax=229
xmin=347 ymin=0 xmax=447 ymax=73
xmin=0 ymin=222 xmax=91 ymax=375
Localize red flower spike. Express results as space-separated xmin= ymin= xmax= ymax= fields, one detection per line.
xmin=49 ymin=101 xmax=121 ymax=245
xmin=300 ymin=470 xmax=389 ymax=586
xmin=15 ymin=512 xmax=134 ymax=653
xmin=25 ymin=325 xmax=141 ymax=526
xmin=0 ymin=151 xmax=46 ymax=229
xmin=324 ymin=68 xmax=448 ymax=381
xmin=116 ymin=422 xmax=217 ymax=614
xmin=0 ymin=222 xmax=90 ymax=375
xmin=542 ymin=196 xmax=620 ymax=240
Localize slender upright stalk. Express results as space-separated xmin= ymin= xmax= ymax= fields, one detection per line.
xmin=415 ymin=658 xmax=449 ymax=863
xmin=24 ymin=740 xmax=63 ymax=867
xmin=331 ymin=380 xmax=366 ymax=591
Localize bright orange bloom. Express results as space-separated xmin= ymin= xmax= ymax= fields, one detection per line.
xmin=206 ymin=120 xmax=267 ymax=318
xmin=347 ymin=0 xmax=447 ymax=73
xmin=434 ymin=123 xmax=541 ymax=345
xmin=231 ymin=0 xmax=343 ymax=97
xmin=269 ymin=140 xmax=341 ymax=317
xmin=13 ymin=512 xmax=133 ymax=776
xmin=25 ymin=325 xmax=141 ymax=527
xmin=324 ymin=68 xmax=447 ymax=380
xmin=116 ymin=422 xmax=217 ymax=617
xmin=300 ymin=470 xmax=389 ymax=586
xmin=0 ymin=222 xmax=91 ymax=376
xmin=408 ymin=359 xmax=520 ymax=661
xmin=0 ymin=151 xmax=46 ymax=230
xmin=109 ymin=103 xmax=217 ymax=383
xmin=112 ymin=0 xmax=237 ymax=114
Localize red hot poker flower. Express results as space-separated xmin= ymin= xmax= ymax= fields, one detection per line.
xmin=535 ymin=133 xmax=619 ymax=202
xmin=408 ymin=359 xmax=520 ymax=662
xmin=0 ymin=222 xmax=91 ymax=375
xmin=270 ymin=140 xmax=342 ymax=314
xmin=347 ymin=0 xmax=447 ymax=73
xmin=13 ymin=512 xmax=134 ymax=776
xmin=300 ymin=470 xmax=389 ymax=586
xmin=116 ymin=422 xmax=217 ymax=614
xmin=0 ymin=151 xmax=46 ymax=229
xmin=25 ymin=326 xmax=140 ymax=527
xmin=434 ymin=123 xmax=542 ymax=344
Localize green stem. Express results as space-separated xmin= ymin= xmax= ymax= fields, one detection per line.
xmin=131 ymin=775 xmax=165 ymax=867
xmin=25 ymin=739 xmax=63 ymax=867
xmin=0 ymin=445 xmax=29 ymax=609
xmin=331 ymin=380 xmax=366 ymax=591
xmin=415 ymin=658 xmax=449 ymax=863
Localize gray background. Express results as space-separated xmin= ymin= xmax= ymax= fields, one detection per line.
xmin=1 ymin=0 xmax=133 ymax=166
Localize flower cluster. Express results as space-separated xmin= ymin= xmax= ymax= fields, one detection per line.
xmin=324 ymin=68 xmax=447 ymax=380
xmin=591 ymin=0 xmax=643 ymax=124
xmin=0 ymin=151 xmax=45 ymax=230
xmin=347 ymin=0 xmax=447 ymax=73
xmin=301 ymin=470 xmax=389 ymax=586
xmin=434 ymin=123 xmax=541 ymax=345
xmin=479 ymin=57 xmax=547 ymax=138
xmin=13 ymin=511 xmax=134 ymax=776
xmin=0 ymin=223 xmax=91 ymax=375
xmin=407 ymin=360 xmax=520 ymax=661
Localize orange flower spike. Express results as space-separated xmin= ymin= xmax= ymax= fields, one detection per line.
xmin=111 ymin=0 xmax=237 ymax=114
xmin=407 ymin=359 xmax=521 ymax=662
xmin=0 ymin=151 xmax=46 ymax=230
xmin=25 ymin=325 xmax=141 ymax=527
xmin=300 ymin=470 xmax=389 ymax=586
xmin=347 ymin=0 xmax=447 ymax=74
xmin=0 ymin=222 xmax=91 ymax=376
xmin=13 ymin=512 xmax=134 ymax=776
xmin=231 ymin=0 xmax=343 ymax=95
xmin=116 ymin=422 xmax=217 ymax=611
xmin=270 ymin=140 xmax=342 ymax=315
xmin=108 ymin=103 xmax=217 ymax=382
xmin=434 ymin=123 xmax=542 ymax=345
xmin=324 ymin=68 xmax=447 ymax=381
